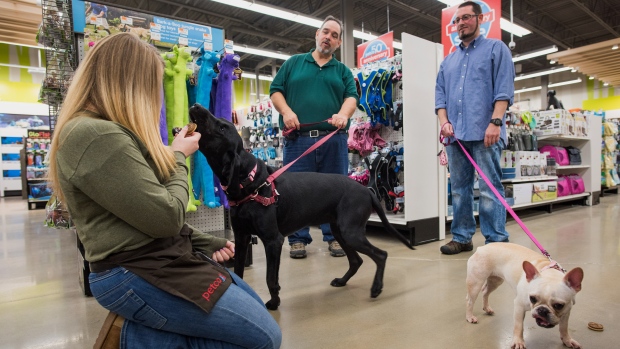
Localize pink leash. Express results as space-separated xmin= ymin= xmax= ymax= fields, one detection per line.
xmin=442 ymin=122 xmax=565 ymax=272
xmin=268 ymin=119 xmax=340 ymax=183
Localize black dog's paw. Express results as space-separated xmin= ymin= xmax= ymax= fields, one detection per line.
xmin=265 ymin=299 xmax=280 ymax=311
xmin=330 ymin=278 xmax=347 ymax=287
xmin=370 ymin=284 xmax=383 ymax=298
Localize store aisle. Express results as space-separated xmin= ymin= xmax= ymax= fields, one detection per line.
xmin=0 ymin=195 xmax=618 ymax=349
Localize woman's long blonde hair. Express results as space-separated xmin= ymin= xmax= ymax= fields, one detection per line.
xmin=48 ymin=33 xmax=177 ymax=200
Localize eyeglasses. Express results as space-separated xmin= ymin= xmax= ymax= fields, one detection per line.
xmin=452 ymin=14 xmax=478 ymax=25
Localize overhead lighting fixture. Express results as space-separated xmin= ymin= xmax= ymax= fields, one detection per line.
xmin=549 ymin=78 xmax=582 ymax=87
xmin=512 ymin=46 xmax=558 ymax=62
xmin=242 ymin=72 xmax=274 ymax=81
xmin=437 ymin=1 xmax=531 ymax=36
xmin=515 ymin=78 xmax=583 ymax=94
xmin=212 ymin=0 xmax=322 ymax=27
xmin=549 ymin=60 xmax=556 ymax=64
xmin=612 ymin=45 xmax=619 ymax=50
xmin=589 ymin=76 xmax=594 ymax=80
xmin=604 ymin=82 xmax=609 ymax=86
xmin=515 ymin=86 xmax=542 ymax=94
xmin=233 ymin=45 xmax=292 ymax=61
xmin=514 ymin=67 xmax=573 ymax=81
xmin=213 ymin=0 xmax=404 ymax=51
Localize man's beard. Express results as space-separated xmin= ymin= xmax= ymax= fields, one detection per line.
xmin=458 ymin=20 xmax=479 ymax=41
xmin=316 ymin=41 xmax=335 ymax=55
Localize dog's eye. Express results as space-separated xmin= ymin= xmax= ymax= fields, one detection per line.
xmin=220 ymin=125 xmax=225 ymax=131
xmin=553 ymin=303 xmax=564 ymax=311
xmin=529 ymin=296 xmax=537 ymax=304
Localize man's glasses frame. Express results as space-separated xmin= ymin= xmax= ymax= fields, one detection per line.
xmin=452 ymin=13 xmax=479 ymax=25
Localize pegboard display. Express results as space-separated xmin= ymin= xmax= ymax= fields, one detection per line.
xmin=186 ymin=205 xmax=227 ymax=238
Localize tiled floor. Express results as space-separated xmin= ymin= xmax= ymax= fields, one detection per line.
xmin=0 ymin=195 xmax=618 ymax=349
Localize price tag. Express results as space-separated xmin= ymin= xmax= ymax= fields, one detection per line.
xmin=178 ymin=28 xmax=189 ymax=36
xmin=150 ymin=32 xmax=161 ymax=41
xmin=179 ymin=37 xmax=188 ymax=46
xmin=120 ymin=16 xmax=133 ymax=25
xmin=204 ymin=42 xmax=213 ymax=51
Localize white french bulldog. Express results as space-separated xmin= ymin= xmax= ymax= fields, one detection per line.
xmin=465 ymin=243 xmax=584 ymax=349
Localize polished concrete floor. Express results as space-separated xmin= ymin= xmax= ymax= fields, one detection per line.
xmin=0 ymin=195 xmax=618 ymax=349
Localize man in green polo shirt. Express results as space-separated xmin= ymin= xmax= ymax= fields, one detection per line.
xmin=270 ymin=15 xmax=359 ymax=259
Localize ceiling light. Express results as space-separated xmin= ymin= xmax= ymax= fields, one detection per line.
xmin=515 ymin=78 xmax=583 ymax=94
xmin=604 ymin=83 xmax=609 ymax=86
xmin=512 ymin=46 xmax=558 ymax=62
xmin=549 ymin=60 xmax=556 ymax=64
xmin=548 ymin=78 xmax=582 ymax=87
xmin=242 ymin=72 xmax=274 ymax=81
xmin=571 ymin=68 xmax=577 ymax=72
xmin=612 ymin=45 xmax=619 ymax=50
xmin=436 ymin=1 xmax=531 ymax=36
xmin=212 ymin=0 xmax=322 ymax=27
xmin=213 ymin=0 xmax=401 ymax=52
xmin=514 ymin=67 xmax=573 ymax=81
xmin=233 ymin=45 xmax=292 ymax=61
xmin=515 ymin=86 xmax=542 ymax=94
xmin=589 ymin=76 xmax=594 ymax=80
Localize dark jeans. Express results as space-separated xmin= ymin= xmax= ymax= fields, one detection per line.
xmin=283 ymin=132 xmax=349 ymax=245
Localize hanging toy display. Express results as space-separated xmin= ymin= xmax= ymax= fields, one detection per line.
xmin=192 ymin=48 xmax=223 ymax=208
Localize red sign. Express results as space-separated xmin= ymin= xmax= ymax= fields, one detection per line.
xmin=357 ymin=31 xmax=394 ymax=67
xmin=441 ymin=0 xmax=501 ymax=57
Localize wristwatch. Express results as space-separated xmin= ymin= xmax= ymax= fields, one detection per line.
xmin=490 ymin=119 xmax=503 ymax=126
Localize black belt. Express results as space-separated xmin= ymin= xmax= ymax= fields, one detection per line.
xmin=298 ymin=129 xmax=347 ymax=138
xmin=89 ymin=260 xmax=119 ymax=273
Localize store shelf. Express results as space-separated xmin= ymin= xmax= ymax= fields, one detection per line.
xmin=446 ymin=193 xmax=590 ymax=222
xmin=368 ymin=212 xmax=407 ymax=225
xmin=501 ymin=176 xmax=558 ymax=183
xmin=537 ymin=135 xmax=589 ymax=141
xmin=556 ymin=165 xmax=589 ymax=170
xmin=1 ymin=161 xmax=21 ymax=170
xmin=511 ymin=193 xmax=590 ymax=209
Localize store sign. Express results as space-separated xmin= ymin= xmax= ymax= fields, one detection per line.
xmin=441 ymin=0 xmax=501 ymax=57
xmin=356 ymin=31 xmax=394 ymax=67
xmin=71 ymin=1 xmax=224 ymax=52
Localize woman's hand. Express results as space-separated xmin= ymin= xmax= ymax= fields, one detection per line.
xmin=212 ymin=241 xmax=235 ymax=263
xmin=171 ymin=126 xmax=201 ymax=157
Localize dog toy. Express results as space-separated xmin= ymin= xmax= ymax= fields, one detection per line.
xmin=214 ymin=53 xmax=240 ymax=122
xmin=171 ymin=46 xmax=199 ymax=211
xmin=159 ymin=89 xmax=168 ymax=145
xmin=161 ymin=52 xmax=176 ymax=143
xmin=190 ymin=49 xmax=223 ymax=208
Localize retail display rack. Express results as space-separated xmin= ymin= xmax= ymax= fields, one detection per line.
xmin=0 ymin=128 xmax=27 ymax=197
xmin=23 ymin=129 xmax=52 ymax=210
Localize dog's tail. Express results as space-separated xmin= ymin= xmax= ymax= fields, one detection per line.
xmin=370 ymin=193 xmax=415 ymax=250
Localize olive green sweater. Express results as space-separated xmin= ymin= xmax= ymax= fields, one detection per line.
xmin=56 ymin=114 xmax=227 ymax=262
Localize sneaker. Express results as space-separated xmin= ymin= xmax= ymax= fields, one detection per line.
xmin=290 ymin=243 xmax=307 ymax=259
xmin=328 ymin=241 xmax=346 ymax=257
xmin=440 ymin=240 xmax=474 ymax=255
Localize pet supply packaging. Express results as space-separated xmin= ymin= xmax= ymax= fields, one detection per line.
xmin=567 ymin=174 xmax=585 ymax=194
xmin=546 ymin=157 xmax=557 ymax=176
xmin=539 ymin=153 xmax=547 ymax=175
xmin=565 ymin=146 xmax=582 ymax=165
xmin=532 ymin=109 xmax=574 ymax=136
xmin=539 ymin=145 xmax=569 ymax=166
xmin=556 ymin=175 xmax=571 ymax=197
xmin=513 ymin=151 xmax=528 ymax=178
xmin=572 ymin=112 xmax=588 ymax=137
xmin=506 ymin=183 xmax=532 ymax=205
xmin=531 ymin=181 xmax=558 ymax=202
xmin=501 ymin=167 xmax=516 ymax=180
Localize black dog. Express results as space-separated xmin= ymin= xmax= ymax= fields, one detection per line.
xmin=189 ymin=103 xmax=413 ymax=310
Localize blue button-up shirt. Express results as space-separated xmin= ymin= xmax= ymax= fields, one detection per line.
xmin=435 ymin=35 xmax=515 ymax=145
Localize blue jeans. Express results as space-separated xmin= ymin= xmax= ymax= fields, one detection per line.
xmin=283 ymin=133 xmax=349 ymax=245
xmin=446 ymin=140 xmax=509 ymax=244
xmin=89 ymin=267 xmax=281 ymax=349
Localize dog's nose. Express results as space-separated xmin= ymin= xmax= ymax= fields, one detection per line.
xmin=537 ymin=307 xmax=549 ymax=317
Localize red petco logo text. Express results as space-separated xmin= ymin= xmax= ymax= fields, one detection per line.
xmin=202 ymin=273 xmax=227 ymax=302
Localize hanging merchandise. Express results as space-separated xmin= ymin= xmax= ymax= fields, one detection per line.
xmin=191 ymin=48 xmax=223 ymax=208
xmin=211 ymin=53 xmax=242 ymax=208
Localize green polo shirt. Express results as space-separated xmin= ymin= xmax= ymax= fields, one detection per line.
xmin=270 ymin=49 xmax=359 ymax=132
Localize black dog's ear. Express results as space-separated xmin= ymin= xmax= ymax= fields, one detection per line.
xmin=221 ymin=151 xmax=240 ymax=195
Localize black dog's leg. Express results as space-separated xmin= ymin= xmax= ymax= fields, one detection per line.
xmin=329 ymin=223 xmax=363 ymax=288
xmin=336 ymin=222 xmax=388 ymax=298
xmin=263 ymin=233 xmax=284 ymax=310
xmin=232 ymin=230 xmax=252 ymax=278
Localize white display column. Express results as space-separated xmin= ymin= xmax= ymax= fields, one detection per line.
xmin=400 ymin=33 xmax=446 ymax=243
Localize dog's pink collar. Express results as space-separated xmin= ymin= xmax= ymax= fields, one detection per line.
xmin=541 ymin=261 xmax=565 ymax=273
xmin=221 ymin=164 xmax=257 ymax=192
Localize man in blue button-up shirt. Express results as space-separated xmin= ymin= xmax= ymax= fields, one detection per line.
xmin=435 ymin=1 xmax=515 ymax=255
